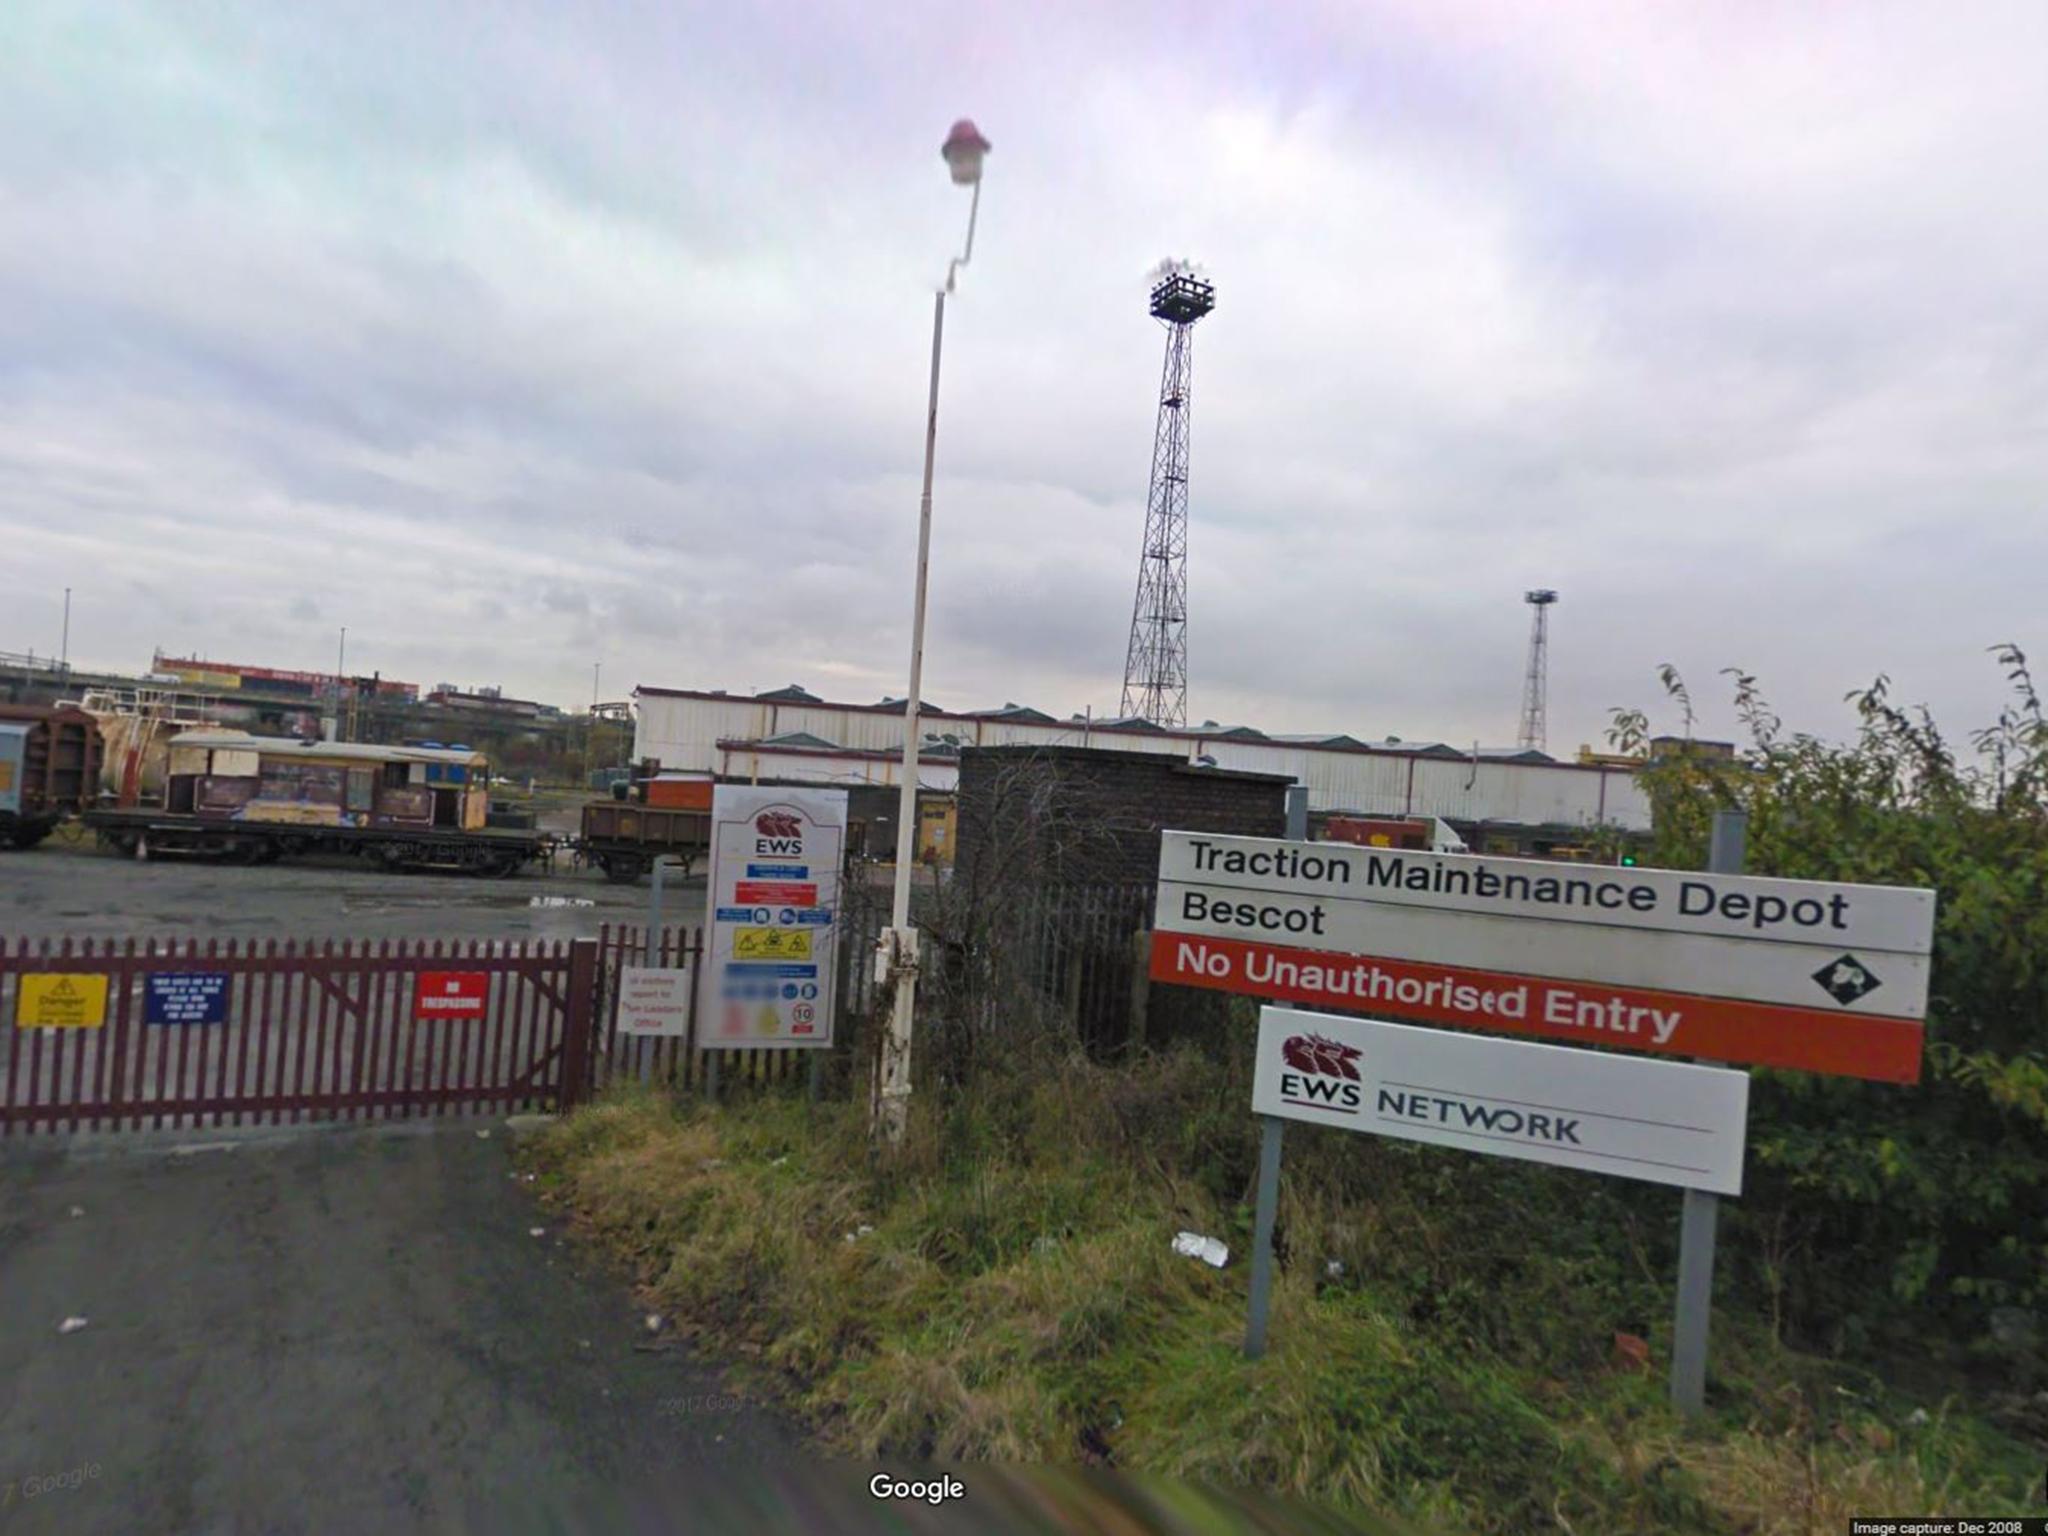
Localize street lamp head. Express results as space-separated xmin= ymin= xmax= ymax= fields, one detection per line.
xmin=941 ymin=119 xmax=990 ymax=185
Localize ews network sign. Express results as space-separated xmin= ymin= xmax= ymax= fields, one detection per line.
xmin=1252 ymin=1007 xmax=1749 ymax=1195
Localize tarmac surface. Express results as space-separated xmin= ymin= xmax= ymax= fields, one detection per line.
xmin=0 ymin=1121 xmax=801 ymax=1535
xmin=0 ymin=839 xmax=707 ymax=946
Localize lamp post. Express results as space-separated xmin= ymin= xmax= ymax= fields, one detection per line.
xmin=874 ymin=118 xmax=990 ymax=1144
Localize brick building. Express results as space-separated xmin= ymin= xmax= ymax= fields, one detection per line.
xmin=954 ymin=744 xmax=1291 ymax=887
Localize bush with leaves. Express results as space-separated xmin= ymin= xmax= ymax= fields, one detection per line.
xmin=1609 ymin=646 xmax=2048 ymax=1366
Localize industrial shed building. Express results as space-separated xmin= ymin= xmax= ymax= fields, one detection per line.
xmin=632 ymin=684 xmax=1651 ymax=842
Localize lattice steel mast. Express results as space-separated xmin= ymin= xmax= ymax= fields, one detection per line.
xmin=1119 ymin=268 xmax=1216 ymax=726
xmin=1518 ymin=589 xmax=1559 ymax=752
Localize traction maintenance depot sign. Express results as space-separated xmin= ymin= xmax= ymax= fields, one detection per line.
xmin=1153 ymin=833 xmax=1936 ymax=1083
xmin=1254 ymin=1007 xmax=1750 ymax=1195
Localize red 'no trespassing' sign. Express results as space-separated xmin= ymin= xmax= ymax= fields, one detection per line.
xmin=414 ymin=972 xmax=488 ymax=1020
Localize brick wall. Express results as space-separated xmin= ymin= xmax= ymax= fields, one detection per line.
xmin=955 ymin=745 xmax=1290 ymax=887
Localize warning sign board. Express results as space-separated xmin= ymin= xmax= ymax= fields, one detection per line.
xmin=414 ymin=972 xmax=488 ymax=1020
xmin=702 ymin=786 xmax=845 ymax=1048
xmin=734 ymin=881 xmax=816 ymax=907
xmin=16 ymin=974 xmax=109 ymax=1029
xmin=732 ymin=928 xmax=813 ymax=962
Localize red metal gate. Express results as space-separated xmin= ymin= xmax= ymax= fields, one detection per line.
xmin=0 ymin=935 xmax=598 ymax=1135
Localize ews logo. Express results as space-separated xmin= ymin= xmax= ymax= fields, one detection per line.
xmin=754 ymin=810 xmax=805 ymax=856
xmin=1277 ymin=1033 xmax=1364 ymax=1114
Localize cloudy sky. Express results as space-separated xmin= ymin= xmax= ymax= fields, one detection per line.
xmin=4 ymin=2 xmax=2044 ymax=751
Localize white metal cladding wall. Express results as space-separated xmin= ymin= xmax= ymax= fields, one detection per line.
xmin=635 ymin=693 xmax=1650 ymax=830
xmin=636 ymin=694 xmax=1183 ymax=766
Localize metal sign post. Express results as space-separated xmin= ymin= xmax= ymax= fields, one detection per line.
xmin=1672 ymin=808 xmax=1747 ymax=1417
xmin=1284 ymin=784 xmax=1308 ymax=842
xmin=1243 ymin=1115 xmax=1286 ymax=1359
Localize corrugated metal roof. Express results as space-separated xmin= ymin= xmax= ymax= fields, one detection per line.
xmin=1268 ymin=732 xmax=1370 ymax=749
xmin=635 ymin=685 xmax=1584 ymax=771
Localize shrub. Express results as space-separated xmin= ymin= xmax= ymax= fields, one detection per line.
xmin=1608 ymin=649 xmax=2048 ymax=1361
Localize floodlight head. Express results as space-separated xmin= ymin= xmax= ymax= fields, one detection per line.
xmin=941 ymin=119 xmax=990 ymax=185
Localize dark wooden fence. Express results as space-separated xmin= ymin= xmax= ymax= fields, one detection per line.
xmin=2 ymin=876 xmax=1205 ymax=1138
xmin=0 ymin=920 xmax=881 ymax=1136
xmin=0 ymin=935 xmax=593 ymax=1136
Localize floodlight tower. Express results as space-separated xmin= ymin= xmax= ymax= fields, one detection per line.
xmin=1518 ymin=589 xmax=1559 ymax=753
xmin=1119 ymin=265 xmax=1216 ymax=726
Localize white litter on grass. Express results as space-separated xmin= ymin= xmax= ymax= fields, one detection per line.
xmin=842 ymin=1224 xmax=876 ymax=1244
xmin=58 ymin=1317 xmax=89 ymax=1335
xmin=529 ymin=1227 xmax=546 ymax=1238
xmin=1325 ymin=1260 xmax=1345 ymax=1280
xmin=645 ymin=1314 xmax=664 ymax=1334
xmin=769 ymin=1156 xmax=788 ymax=1167
xmin=68 ymin=1205 xmax=85 ymax=1219
xmin=1905 ymin=1408 xmax=1930 ymax=1427
xmin=476 ymin=1130 xmax=492 ymax=1140
xmin=529 ymin=896 xmax=595 ymax=908
xmin=1172 ymin=1232 xmax=1229 ymax=1268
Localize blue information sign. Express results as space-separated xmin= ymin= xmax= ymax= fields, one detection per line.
xmin=145 ymin=972 xmax=232 ymax=1025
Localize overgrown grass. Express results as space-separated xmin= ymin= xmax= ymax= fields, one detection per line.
xmin=524 ymin=1047 xmax=2043 ymax=1534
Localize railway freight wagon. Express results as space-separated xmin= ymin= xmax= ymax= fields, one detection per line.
xmin=0 ymin=703 xmax=104 ymax=848
xmin=84 ymin=730 xmax=545 ymax=876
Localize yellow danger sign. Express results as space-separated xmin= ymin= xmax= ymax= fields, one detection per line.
xmin=16 ymin=974 xmax=109 ymax=1029
xmin=733 ymin=928 xmax=813 ymax=961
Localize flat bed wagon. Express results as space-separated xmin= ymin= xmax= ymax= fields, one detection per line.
xmin=84 ymin=729 xmax=547 ymax=877
xmin=83 ymin=806 xmax=546 ymax=875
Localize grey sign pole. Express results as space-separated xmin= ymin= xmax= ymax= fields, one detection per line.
xmin=1245 ymin=788 xmax=1308 ymax=1360
xmin=1671 ymin=807 xmax=1747 ymax=1417
xmin=1242 ymin=1114 xmax=1286 ymax=1359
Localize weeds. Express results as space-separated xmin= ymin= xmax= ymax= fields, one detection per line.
xmin=526 ymin=1042 xmax=2044 ymax=1534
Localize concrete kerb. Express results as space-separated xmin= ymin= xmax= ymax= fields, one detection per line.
xmin=0 ymin=1111 xmax=561 ymax=1165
